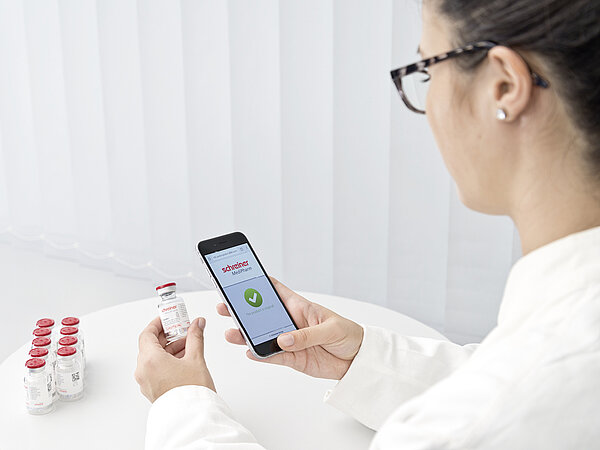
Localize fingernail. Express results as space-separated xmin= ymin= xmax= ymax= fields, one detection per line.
xmin=198 ymin=317 xmax=206 ymax=331
xmin=279 ymin=333 xmax=294 ymax=347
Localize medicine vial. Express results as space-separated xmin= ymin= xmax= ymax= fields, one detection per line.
xmin=156 ymin=282 xmax=190 ymax=344
xmin=56 ymin=347 xmax=84 ymax=402
xmin=24 ymin=358 xmax=54 ymax=415
xmin=29 ymin=348 xmax=57 ymax=402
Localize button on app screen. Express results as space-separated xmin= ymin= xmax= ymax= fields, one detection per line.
xmin=206 ymin=244 xmax=295 ymax=346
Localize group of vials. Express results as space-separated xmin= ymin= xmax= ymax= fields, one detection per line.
xmin=24 ymin=317 xmax=86 ymax=415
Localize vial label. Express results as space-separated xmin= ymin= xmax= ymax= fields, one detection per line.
xmin=56 ymin=370 xmax=83 ymax=396
xmin=24 ymin=376 xmax=52 ymax=409
xmin=159 ymin=301 xmax=190 ymax=341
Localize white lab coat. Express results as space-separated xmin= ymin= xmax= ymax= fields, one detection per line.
xmin=146 ymin=226 xmax=600 ymax=449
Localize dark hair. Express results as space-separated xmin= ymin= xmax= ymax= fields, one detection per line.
xmin=434 ymin=0 xmax=600 ymax=183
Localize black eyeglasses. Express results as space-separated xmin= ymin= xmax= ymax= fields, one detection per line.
xmin=390 ymin=40 xmax=550 ymax=115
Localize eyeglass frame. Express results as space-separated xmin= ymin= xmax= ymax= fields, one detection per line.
xmin=390 ymin=40 xmax=550 ymax=114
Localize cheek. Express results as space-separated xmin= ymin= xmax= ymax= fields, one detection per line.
xmin=425 ymin=75 xmax=506 ymax=213
xmin=426 ymin=76 xmax=464 ymax=177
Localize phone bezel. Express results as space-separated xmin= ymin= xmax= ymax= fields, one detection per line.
xmin=197 ymin=231 xmax=298 ymax=358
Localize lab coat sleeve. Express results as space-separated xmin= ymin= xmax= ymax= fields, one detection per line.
xmin=323 ymin=325 xmax=478 ymax=431
xmin=145 ymin=385 xmax=265 ymax=450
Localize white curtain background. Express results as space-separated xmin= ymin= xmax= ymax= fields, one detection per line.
xmin=0 ymin=0 xmax=521 ymax=344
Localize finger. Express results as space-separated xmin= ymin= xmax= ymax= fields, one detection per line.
xmin=165 ymin=335 xmax=187 ymax=356
xmin=269 ymin=277 xmax=312 ymax=321
xmin=268 ymin=276 xmax=297 ymax=305
xmin=184 ymin=317 xmax=206 ymax=361
xmin=138 ymin=317 xmax=164 ymax=351
xmin=216 ymin=302 xmax=231 ymax=317
xmin=276 ymin=322 xmax=334 ymax=352
xmin=224 ymin=328 xmax=246 ymax=345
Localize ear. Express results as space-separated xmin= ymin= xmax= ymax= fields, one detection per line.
xmin=486 ymin=46 xmax=534 ymax=122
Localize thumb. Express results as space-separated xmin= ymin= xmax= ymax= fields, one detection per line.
xmin=277 ymin=322 xmax=331 ymax=352
xmin=184 ymin=317 xmax=206 ymax=361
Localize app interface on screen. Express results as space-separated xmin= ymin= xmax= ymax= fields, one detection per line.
xmin=206 ymin=244 xmax=295 ymax=346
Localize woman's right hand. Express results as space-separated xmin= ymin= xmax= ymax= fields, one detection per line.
xmin=215 ymin=276 xmax=364 ymax=381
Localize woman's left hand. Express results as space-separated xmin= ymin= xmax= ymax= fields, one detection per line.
xmin=134 ymin=316 xmax=216 ymax=403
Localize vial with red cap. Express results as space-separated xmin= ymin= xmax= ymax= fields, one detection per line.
xmin=55 ymin=346 xmax=83 ymax=401
xmin=28 ymin=348 xmax=57 ymax=402
xmin=24 ymin=358 xmax=54 ymax=414
xmin=156 ymin=282 xmax=190 ymax=344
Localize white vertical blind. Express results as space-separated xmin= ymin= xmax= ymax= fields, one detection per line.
xmin=60 ymin=0 xmax=112 ymax=268
xmin=0 ymin=0 xmax=521 ymax=343
xmin=333 ymin=1 xmax=392 ymax=307
xmin=25 ymin=0 xmax=77 ymax=256
xmin=0 ymin=1 xmax=42 ymax=241
xmin=97 ymin=0 xmax=152 ymax=277
xmin=280 ymin=0 xmax=334 ymax=294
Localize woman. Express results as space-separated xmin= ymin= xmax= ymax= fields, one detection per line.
xmin=135 ymin=0 xmax=600 ymax=448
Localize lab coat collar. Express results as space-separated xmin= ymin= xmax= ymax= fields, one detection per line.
xmin=497 ymin=225 xmax=600 ymax=326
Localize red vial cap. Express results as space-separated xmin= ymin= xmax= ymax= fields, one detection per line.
xmin=60 ymin=327 xmax=79 ymax=336
xmin=156 ymin=282 xmax=176 ymax=290
xmin=36 ymin=318 xmax=55 ymax=328
xmin=58 ymin=336 xmax=78 ymax=347
xmin=57 ymin=346 xmax=77 ymax=357
xmin=29 ymin=348 xmax=49 ymax=358
xmin=25 ymin=358 xmax=46 ymax=369
xmin=61 ymin=317 xmax=80 ymax=326
xmin=32 ymin=337 xmax=51 ymax=347
xmin=33 ymin=328 xmax=51 ymax=337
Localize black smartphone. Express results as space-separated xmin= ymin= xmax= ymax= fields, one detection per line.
xmin=197 ymin=231 xmax=298 ymax=358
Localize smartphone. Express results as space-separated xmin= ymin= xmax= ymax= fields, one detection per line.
xmin=197 ymin=232 xmax=298 ymax=359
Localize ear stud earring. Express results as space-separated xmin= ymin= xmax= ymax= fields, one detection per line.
xmin=496 ymin=108 xmax=507 ymax=121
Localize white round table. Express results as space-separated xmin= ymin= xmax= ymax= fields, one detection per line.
xmin=0 ymin=290 xmax=446 ymax=449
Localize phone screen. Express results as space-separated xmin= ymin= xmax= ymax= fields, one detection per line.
xmin=205 ymin=243 xmax=296 ymax=346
